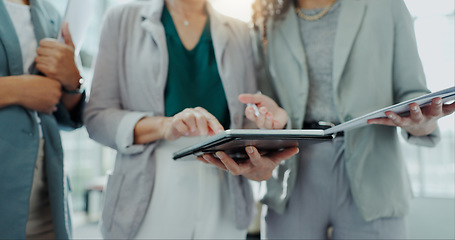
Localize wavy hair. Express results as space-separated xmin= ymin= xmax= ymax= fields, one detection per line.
xmin=252 ymin=0 xmax=295 ymax=45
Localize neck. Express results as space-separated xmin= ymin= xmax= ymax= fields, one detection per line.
xmin=297 ymin=0 xmax=335 ymax=9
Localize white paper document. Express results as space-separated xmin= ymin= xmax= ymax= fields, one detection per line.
xmin=324 ymin=86 xmax=455 ymax=135
xmin=57 ymin=0 xmax=94 ymax=55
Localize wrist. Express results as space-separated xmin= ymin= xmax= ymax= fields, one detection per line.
xmin=63 ymin=76 xmax=84 ymax=94
xmin=160 ymin=117 xmax=173 ymax=140
xmin=7 ymin=76 xmax=24 ymax=105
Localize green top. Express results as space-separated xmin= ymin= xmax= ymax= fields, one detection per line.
xmin=162 ymin=5 xmax=230 ymax=129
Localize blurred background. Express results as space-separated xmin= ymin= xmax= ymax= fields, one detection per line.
xmin=45 ymin=0 xmax=454 ymax=239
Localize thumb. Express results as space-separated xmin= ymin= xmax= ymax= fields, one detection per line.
xmin=61 ymin=22 xmax=75 ymax=49
xmin=238 ymin=93 xmax=264 ymax=104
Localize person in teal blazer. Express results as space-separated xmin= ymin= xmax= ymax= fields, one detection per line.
xmin=204 ymin=0 xmax=455 ymax=239
xmin=0 ymin=0 xmax=85 ymax=239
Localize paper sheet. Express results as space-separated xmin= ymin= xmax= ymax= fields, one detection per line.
xmin=324 ymin=86 xmax=455 ymax=135
xmin=57 ymin=0 xmax=94 ymax=55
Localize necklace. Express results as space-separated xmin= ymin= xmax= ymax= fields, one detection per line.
xmin=167 ymin=2 xmax=190 ymax=27
xmin=296 ymin=0 xmax=337 ymax=21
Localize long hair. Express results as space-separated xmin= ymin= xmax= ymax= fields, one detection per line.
xmin=252 ymin=0 xmax=295 ymax=46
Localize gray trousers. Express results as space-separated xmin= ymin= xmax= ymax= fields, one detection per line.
xmin=26 ymin=140 xmax=55 ymax=239
xmin=262 ymin=137 xmax=407 ymax=240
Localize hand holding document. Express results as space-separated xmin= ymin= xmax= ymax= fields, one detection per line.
xmin=57 ymin=0 xmax=94 ymax=55
xmin=324 ymin=86 xmax=455 ymax=135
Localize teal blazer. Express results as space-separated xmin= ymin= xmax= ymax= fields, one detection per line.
xmin=255 ymin=0 xmax=441 ymax=221
xmin=0 ymin=0 xmax=84 ymax=238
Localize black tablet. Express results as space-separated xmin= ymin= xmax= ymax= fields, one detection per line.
xmin=172 ymin=129 xmax=332 ymax=162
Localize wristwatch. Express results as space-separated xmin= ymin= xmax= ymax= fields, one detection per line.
xmin=63 ymin=77 xmax=85 ymax=94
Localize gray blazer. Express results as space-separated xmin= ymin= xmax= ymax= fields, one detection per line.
xmin=255 ymin=0 xmax=440 ymax=221
xmin=84 ymin=1 xmax=256 ymax=238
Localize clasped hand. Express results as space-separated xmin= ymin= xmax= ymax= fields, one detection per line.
xmin=35 ymin=22 xmax=81 ymax=92
xmin=14 ymin=23 xmax=81 ymax=114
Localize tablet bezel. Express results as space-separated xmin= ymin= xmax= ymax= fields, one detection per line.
xmin=172 ymin=129 xmax=331 ymax=161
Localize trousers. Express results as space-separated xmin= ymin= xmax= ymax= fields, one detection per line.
xmin=263 ymin=137 xmax=407 ymax=239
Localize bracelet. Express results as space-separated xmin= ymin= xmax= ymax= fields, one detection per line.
xmin=63 ymin=77 xmax=85 ymax=94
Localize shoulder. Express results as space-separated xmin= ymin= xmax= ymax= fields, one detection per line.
xmin=37 ymin=0 xmax=62 ymax=25
xmin=224 ymin=15 xmax=250 ymax=35
xmin=103 ymin=1 xmax=152 ymax=27
xmin=39 ymin=0 xmax=60 ymax=15
xmin=218 ymin=14 xmax=252 ymax=48
xmin=207 ymin=4 xmax=250 ymax=37
xmin=359 ymin=0 xmax=413 ymax=26
xmin=354 ymin=0 xmax=409 ymax=17
xmin=100 ymin=1 xmax=153 ymax=37
xmin=106 ymin=1 xmax=147 ymax=16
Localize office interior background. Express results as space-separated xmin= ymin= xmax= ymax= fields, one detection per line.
xmin=45 ymin=0 xmax=454 ymax=239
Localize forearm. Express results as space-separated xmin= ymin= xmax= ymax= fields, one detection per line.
xmin=0 ymin=76 xmax=20 ymax=108
xmin=134 ymin=116 xmax=170 ymax=144
xmin=61 ymin=93 xmax=82 ymax=112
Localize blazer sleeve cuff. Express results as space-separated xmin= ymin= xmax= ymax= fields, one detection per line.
xmin=401 ymin=126 xmax=441 ymax=147
xmin=54 ymin=91 xmax=86 ymax=131
xmin=115 ymin=111 xmax=154 ymax=154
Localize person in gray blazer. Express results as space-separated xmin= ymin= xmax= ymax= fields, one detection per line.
xmin=207 ymin=0 xmax=455 ymax=239
xmin=83 ymin=0 xmax=298 ymax=239
xmin=0 ymin=0 xmax=85 ymax=239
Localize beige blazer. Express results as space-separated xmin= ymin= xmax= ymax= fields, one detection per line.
xmin=256 ymin=0 xmax=440 ymax=221
xmin=84 ymin=1 xmax=257 ymax=238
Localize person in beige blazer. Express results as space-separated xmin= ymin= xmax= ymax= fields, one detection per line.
xmin=204 ymin=0 xmax=455 ymax=239
xmin=83 ymin=0 xmax=298 ymax=239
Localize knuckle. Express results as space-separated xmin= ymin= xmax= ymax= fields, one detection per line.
xmin=171 ymin=117 xmax=181 ymax=124
xmin=195 ymin=114 xmax=204 ymax=122
xmin=55 ymin=52 xmax=63 ymax=61
xmin=430 ymin=111 xmax=440 ymax=117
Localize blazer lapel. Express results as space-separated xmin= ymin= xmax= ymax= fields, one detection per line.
xmin=140 ymin=0 xmax=169 ymax=108
xmin=0 ymin=0 xmax=23 ymax=75
xmin=140 ymin=0 xmax=165 ymax=46
xmin=276 ymin=4 xmax=307 ymax=70
xmin=207 ymin=3 xmax=229 ymax=67
xmin=332 ymin=0 xmax=366 ymax=91
xmin=206 ymin=3 xmax=234 ymax=105
xmin=269 ymin=5 xmax=308 ymax=126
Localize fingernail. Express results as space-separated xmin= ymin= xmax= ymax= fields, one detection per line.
xmin=436 ymin=99 xmax=442 ymax=105
xmin=215 ymin=152 xmax=223 ymax=159
xmin=411 ymin=105 xmax=418 ymax=111
xmin=388 ymin=114 xmax=396 ymax=120
xmin=246 ymin=146 xmax=254 ymax=154
xmin=202 ymin=155 xmax=210 ymax=162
